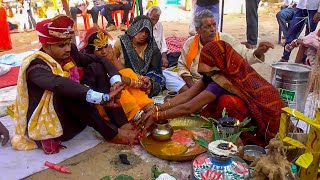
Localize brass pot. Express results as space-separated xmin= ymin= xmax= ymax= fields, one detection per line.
xmin=151 ymin=120 xmax=174 ymax=141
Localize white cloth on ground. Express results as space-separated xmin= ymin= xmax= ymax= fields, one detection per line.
xmin=0 ymin=115 xmax=102 ymax=180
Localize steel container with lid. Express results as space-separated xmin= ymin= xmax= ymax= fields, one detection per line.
xmin=271 ymin=62 xmax=311 ymax=112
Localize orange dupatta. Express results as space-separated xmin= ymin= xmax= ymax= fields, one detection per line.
xmin=186 ymin=32 xmax=220 ymax=70
xmin=198 ymin=41 xmax=285 ymax=146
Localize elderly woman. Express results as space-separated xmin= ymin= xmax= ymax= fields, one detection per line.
xmin=113 ymin=15 xmax=165 ymax=97
xmin=141 ymin=41 xmax=285 ymax=147
xmin=79 ymin=27 xmax=155 ymax=122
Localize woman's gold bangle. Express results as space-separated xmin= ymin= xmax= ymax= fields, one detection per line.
xmin=156 ymin=111 xmax=159 ymax=121
xmin=155 ymin=106 xmax=159 ymax=112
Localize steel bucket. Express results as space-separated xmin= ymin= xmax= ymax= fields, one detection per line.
xmin=271 ymin=62 xmax=311 ymax=112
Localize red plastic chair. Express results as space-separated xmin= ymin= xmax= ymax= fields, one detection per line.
xmin=111 ymin=0 xmax=136 ymax=27
xmin=75 ymin=13 xmax=90 ymax=30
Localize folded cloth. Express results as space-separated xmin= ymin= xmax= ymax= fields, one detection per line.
xmin=0 ymin=51 xmax=35 ymax=66
xmin=0 ymin=66 xmax=19 ymax=88
xmin=166 ymin=36 xmax=187 ymax=53
xmin=0 ymin=64 xmax=11 ymax=76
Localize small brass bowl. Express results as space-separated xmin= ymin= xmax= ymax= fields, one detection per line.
xmin=151 ymin=120 xmax=174 ymax=141
xmin=243 ymin=145 xmax=266 ymax=165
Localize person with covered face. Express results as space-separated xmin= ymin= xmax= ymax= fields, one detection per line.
xmin=11 ymin=15 xmax=138 ymax=154
xmin=113 ymin=15 xmax=165 ymax=98
xmin=78 ymin=26 xmax=155 ymax=124
xmin=140 ymin=41 xmax=285 ymax=147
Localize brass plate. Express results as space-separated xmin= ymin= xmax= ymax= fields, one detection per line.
xmin=140 ymin=116 xmax=212 ymax=161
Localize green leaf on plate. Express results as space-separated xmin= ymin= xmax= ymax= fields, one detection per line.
xmin=193 ymin=136 xmax=209 ymax=148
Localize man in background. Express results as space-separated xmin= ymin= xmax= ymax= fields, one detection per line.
xmin=69 ymin=0 xmax=99 ymax=32
xmin=243 ymin=0 xmax=260 ymax=49
xmin=104 ymin=0 xmax=132 ymax=31
xmin=276 ymin=0 xmax=298 ymax=44
xmin=280 ymin=0 xmax=320 ymax=62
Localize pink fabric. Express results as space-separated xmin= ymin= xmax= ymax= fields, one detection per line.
xmin=69 ymin=66 xmax=80 ymax=83
xmin=165 ymin=36 xmax=187 ymax=53
xmin=300 ymin=31 xmax=320 ymax=49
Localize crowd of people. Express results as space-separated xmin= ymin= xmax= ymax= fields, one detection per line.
xmin=0 ymin=0 xmax=318 ymax=154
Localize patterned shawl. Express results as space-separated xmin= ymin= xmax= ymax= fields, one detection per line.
xmin=119 ymin=16 xmax=165 ymax=96
xmin=198 ymin=41 xmax=285 ymax=146
xmin=119 ymin=16 xmax=155 ymax=75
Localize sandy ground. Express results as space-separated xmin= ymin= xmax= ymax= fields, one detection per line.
xmin=1 ymin=5 xmax=302 ymax=180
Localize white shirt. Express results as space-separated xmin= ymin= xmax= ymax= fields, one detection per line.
xmin=153 ymin=22 xmax=168 ymax=54
xmin=297 ymin=0 xmax=320 ymax=11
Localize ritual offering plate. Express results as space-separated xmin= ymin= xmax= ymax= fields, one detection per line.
xmin=140 ymin=116 xmax=212 ymax=161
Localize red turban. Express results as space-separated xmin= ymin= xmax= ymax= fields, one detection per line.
xmin=35 ymin=15 xmax=75 ymax=44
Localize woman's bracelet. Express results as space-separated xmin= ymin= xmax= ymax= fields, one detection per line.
xmin=156 ymin=111 xmax=159 ymax=121
xmin=155 ymin=106 xmax=159 ymax=112
xmin=129 ymin=78 xmax=133 ymax=87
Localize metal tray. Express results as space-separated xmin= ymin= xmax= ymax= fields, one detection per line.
xmin=140 ymin=116 xmax=212 ymax=161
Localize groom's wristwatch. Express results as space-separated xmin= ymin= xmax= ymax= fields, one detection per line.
xmin=102 ymin=93 xmax=110 ymax=102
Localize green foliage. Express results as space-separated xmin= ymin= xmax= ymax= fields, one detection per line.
xmin=239 ymin=117 xmax=251 ymax=127
xmin=212 ymin=124 xmax=221 ymax=141
xmin=191 ymin=114 xmax=218 ymax=125
xmin=151 ymin=165 xmax=164 ymax=179
xmin=221 ymin=108 xmax=228 ymax=118
xmin=100 ymin=175 xmax=133 ymax=180
xmin=227 ymin=131 xmax=242 ymax=144
xmin=101 ymin=177 xmax=112 ymax=180
xmin=239 ymin=126 xmax=256 ymax=132
xmin=194 ymin=109 xmax=256 ymax=147
xmin=193 ymin=136 xmax=209 ymax=149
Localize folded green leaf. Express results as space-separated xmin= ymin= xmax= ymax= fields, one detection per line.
xmin=212 ymin=124 xmax=221 ymax=141
xmin=193 ymin=136 xmax=209 ymax=148
xmin=239 ymin=126 xmax=256 ymax=132
xmin=151 ymin=165 xmax=163 ymax=178
xmin=201 ymin=125 xmax=214 ymax=129
xmin=240 ymin=117 xmax=251 ymax=127
xmin=227 ymin=132 xmax=242 ymax=144
xmin=114 ymin=175 xmax=134 ymax=180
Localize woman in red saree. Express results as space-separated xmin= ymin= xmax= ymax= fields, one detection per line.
xmin=0 ymin=1 xmax=11 ymax=51
xmin=141 ymin=41 xmax=284 ymax=146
